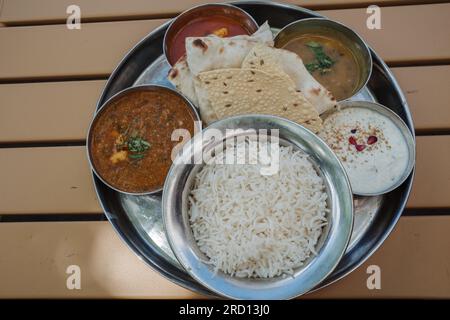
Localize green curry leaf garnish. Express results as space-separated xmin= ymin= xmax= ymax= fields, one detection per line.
xmin=305 ymin=41 xmax=335 ymax=74
xmin=126 ymin=135 xmax=151 ymax=160
xmin=127 ymin=136 xmax=151 ymax=153
xmin=128 ymin=153 xmax=146 ymax=160
xmin=115 ymin=130 xmax=151 ymax=161
xmin=306 ymin=41 xmax=321 ymax=48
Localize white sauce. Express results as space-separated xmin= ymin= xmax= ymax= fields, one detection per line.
xmin=319 ymin=107 xmax=410 ymax=194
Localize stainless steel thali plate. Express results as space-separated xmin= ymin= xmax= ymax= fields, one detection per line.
xmin=92 ymin=1 xmax=415 ymax=297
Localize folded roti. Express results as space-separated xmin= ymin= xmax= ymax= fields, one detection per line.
xmin=194 ymin=77 xmax=219 ymax=124
xmin=242 ymin=44 xmax=337 ymax=114
xmin=168 ymin=22 xmax=274 ymax=122
xmin=186 ymin=21 xmax=273 ymax=76
xmin=197 ymin=68 xmax=322 ymax=132
xmin=168 ymin=61 xmax=219 ymax=124
xmin=167 ymin=55 xmax=198 ymax=105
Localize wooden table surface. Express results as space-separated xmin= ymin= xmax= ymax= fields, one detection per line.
xmin=0 ymin=0 xmax=449 ymax=299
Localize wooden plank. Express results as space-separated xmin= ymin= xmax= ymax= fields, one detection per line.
xmin=0 ymin=220 xmax=198 ymax=298
xmin=0 ymin=0 xmax=4 ymax=27
xmin=0 ymin=80 xmax=105 ymax=143
xmin=0 ymin=147 xmax=101 ymax=214
xmin=321 ymin=4 xmax=450 ymax=65
xmin=0 ymin=0 xmax=441 ymax=25
xmin=392 ymin=66 xmax=450 ymax=133
xmin=0 ymin=19 xmax=167 ymax=80
xmin=0 ymin=216 xmax=448 ymax=298
xmin=407 ymin=135 xmax=450 ymax=209
xmin=1 ymin=4 xmax=449 ymax=80
xmin=0 ymin=135 xmax=449 ymax=214
xmin=307 ymin=215 xmax=450 ymax=299
xmin=1 ymin=66 xmax=449 ymax=143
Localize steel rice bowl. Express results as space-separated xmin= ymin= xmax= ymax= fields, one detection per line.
xmin=162 ymin=115 xmax=353 ymax=299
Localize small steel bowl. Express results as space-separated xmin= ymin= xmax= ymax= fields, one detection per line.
xmin=274 ymin=18 xmax=372 ymax=101
xmin=321 ymin=100 xmax=416 ymax=196
xmin=163 ymin=3 xmax=259 ymax=66
xmin=162 ymin=114 xmax=353 ymax=299
xmin=87 ymin=85 xmax=201 ymax=196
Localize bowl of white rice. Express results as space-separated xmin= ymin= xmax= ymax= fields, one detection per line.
xmin=162 ymin=114 xmax=353 ymax=299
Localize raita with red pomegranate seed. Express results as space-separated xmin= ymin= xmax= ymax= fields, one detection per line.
xmin=319 ymin=106 xmax=410 ymax=194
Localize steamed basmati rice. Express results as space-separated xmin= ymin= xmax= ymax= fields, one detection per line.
xmin=189 ymin=142 xmax=328 ymax=278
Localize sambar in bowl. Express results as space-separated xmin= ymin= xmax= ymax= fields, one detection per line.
xmin=87 ymin=85 xmax=200 ymax=195
xmin=275 ymin=18 xmax=372 ymax=101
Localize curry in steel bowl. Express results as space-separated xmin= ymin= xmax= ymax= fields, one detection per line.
xmin=164 ymin=3 xmax=258 ymax=66
xmin=275 ymin=18 xmax=372 ymax=101
xmin=88 ymin=85 xmax=199 ymax=194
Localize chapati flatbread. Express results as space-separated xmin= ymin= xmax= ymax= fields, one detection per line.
xmin=168 ymin=22 xmax=274 ymax=114
xmin=167 ymin=55 xmax=198 ymax=105
xmin=186 ymin=22 xmax=273 ymax=76
xmin=193 ymin=77 xmax=219 ymax=124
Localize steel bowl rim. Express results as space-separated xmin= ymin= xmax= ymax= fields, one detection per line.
xmin=163 ymin=2 xmax=259 ymax=66
xmin=274 ymin=16 xmax=373 ymax=102
xmin=324 ymin=100 xmax=416 ymax=196
xmin=162 ymin=114 xmax=354 ymax=299
xmin=86 ymin=84 xmax=201 ymax=196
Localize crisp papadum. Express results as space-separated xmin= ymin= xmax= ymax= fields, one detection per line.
xmin=197 ymin=68 xmax=322 ymax=132
xmin=242 ymin=44 xmax=337 ymax=114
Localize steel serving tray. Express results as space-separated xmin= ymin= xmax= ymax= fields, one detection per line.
xmin=92 ymin=1 xmax=415 ymax=297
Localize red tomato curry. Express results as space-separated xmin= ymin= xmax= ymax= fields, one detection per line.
xmin=169 ymin=15 xmax=252 ymax=63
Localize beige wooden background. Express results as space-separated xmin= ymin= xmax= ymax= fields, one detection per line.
xmin=0 ymin=0 xmax=449 ymax=298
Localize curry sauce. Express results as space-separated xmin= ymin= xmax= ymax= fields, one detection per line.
xmin=282 ymin=34 xmax=360 ymax=101
xmin=90 ymin=88 xmax=197 ymax=193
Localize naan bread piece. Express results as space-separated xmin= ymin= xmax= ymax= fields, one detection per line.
xmin=197 ymin=68 xmax=322 ymax=132
xmin=242 ymin=44 xmax=337 ymax=114
xmin=167 ymin=55 xmax=199 ymax=105
xmin=186 ymin=22 xmax=273 ymax=76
